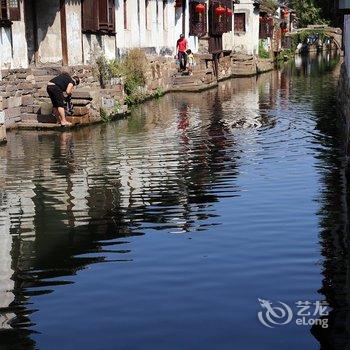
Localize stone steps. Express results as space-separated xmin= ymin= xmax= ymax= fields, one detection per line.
xmin=15 ymin=122 xmax=80 ymax=131
xmin=20 ymin=113 xmax=89 ymax=126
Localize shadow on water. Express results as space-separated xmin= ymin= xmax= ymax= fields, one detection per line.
xmin=0 ymin=51 xmax=345 ymax=349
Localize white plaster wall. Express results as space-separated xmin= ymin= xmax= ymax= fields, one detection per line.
xmin=66 ymin=0 xmax=83 ymax=65
xmin=36 ymin=0 xmax=62 ymax=64
xmin=115 ymin=0 xmax=198 ymax=56
xmin=0 ymin=2 xmax=28 ymax=69
xmin=115 ymin=0 xmax=140 ymax=53
xmin=83 ymin=33 xmax=116 ymax=64
xmin=223 ymin=16 xmax=234 ymax=51
xmin=163 ymin=0 xmax=176 ymax=54
xmin=344 ymin=15 xmax=350 ymax=78
xmin=116 ymin=0 xmax=177 ymax=56
xmin=233 ymin=0 xmax=259 ymax=55
xmin=0 ymin=28 xmax=13 ymax=69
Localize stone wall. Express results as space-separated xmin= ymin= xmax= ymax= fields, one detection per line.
xmin=0 ymin=65 xmax=125 ymax=129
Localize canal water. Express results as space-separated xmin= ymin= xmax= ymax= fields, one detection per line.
xmin=0 ymin=53 xmax=345 ymax=350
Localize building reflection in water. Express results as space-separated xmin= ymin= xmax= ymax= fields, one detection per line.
xmin=0 ymin=53 xmax=340 ymax=348
xmin=0 ymin=78 xmax=252 ymax=346
xmin=308 ymin=55 xmax=350 ymax=348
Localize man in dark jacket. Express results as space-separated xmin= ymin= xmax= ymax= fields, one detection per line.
xmin=47 ymin=72 xmax=80 ymax=126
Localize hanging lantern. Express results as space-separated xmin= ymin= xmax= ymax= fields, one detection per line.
xmin=215 ymin=5 xmax=226 ymax=17
xmin=226 ymin=8 xmax=233 ymax=16
xmin=195 ymin=3 xmax=206 ymax=13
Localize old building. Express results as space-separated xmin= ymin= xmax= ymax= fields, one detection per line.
xmin=0 ymin=0 xmax=118 ymax=68
xmin=233 ymin=0 xmax=260 ymax=55
xmin=0 ymin=0 xmax=239 ymax=71
xmin=0 ymin=0 xmax=216 ymax=70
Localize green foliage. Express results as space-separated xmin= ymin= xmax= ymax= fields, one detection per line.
xmin=314 ymin=0 xmax=341 ymax=27
xmin=109 ymin=49 xmax=148 ymax=96
xmin=154 ymin=87 xmax=165 ymax=99
xmin=97 ymin=49 xmax=150 ymax=106
xmin=100 ymin=108 xmax=111 ymax=122
xmin=113 ymin=100 xmax=122 ymax=114
xmin=259 ymin=41 xmax=270 ymax=59
xmin=276 ymin=49 xmax=294 ymax=62
xmin=260 ymin=0 xmax=278 ymax=14
xmin=289 ymin=0 xmax=329 ymax=27
xmin=289 ymin=28 xmax=331 ymax=50
xmin=96 ymin=56 xmax=111 ymax=88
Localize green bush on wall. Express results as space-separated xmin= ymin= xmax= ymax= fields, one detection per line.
xmin=97 ymin=49 xmax=149 ymax=104
xmin=259 ymin=41 xmax=270 ymax=59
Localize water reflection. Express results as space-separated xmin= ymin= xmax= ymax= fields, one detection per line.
xmin=0 ymin=53 xmax=342 ymax=349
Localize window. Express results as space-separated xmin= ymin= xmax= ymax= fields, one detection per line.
xmin=82 ymin=0 xmax=115 ymax=34
xmin=0 ymin=0 xmax=20 ymax=23
xmin=123 ymin=0 xmax=127 ymax=29
xmin=234 ymin=13 xmax=246 ymax=33
xmin=1 ymin=0 xmax=7 ymax=20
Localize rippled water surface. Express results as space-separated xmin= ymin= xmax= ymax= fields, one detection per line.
xmin=0 ymin=54 xmax=345 ymax=349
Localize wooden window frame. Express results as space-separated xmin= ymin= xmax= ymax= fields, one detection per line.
xmin=82 ymin=0 xmax=115 ymax=35
xmin=0 ymin=0 xmax=20 ymax=27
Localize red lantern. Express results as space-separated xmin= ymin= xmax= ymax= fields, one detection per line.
xmin=215 ymin=5 xmax=226 ymax=16
xmin=195 ymin=3 xmax=206 ymax=13
xmin=226 ymin=8 xmax=233 ymax=16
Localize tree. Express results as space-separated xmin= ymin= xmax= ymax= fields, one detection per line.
xmin=260 ymin=0 xmax=279 ymax=15
xmin=288 ymin=0 xmax=327 ymax=27
xmin=313 ymin=0 xmax=342 ymax=27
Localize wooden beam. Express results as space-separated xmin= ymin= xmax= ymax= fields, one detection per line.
xmin=60 ymin=0 xmax=68 ymax=66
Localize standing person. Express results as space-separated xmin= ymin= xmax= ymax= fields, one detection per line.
xmin=176 ymin=34 xmax=188 ymax=72
xmin=186 ymin=49 xmax=195 ymax=75
xmin=47 ymin=72 xmax=80 ymax=126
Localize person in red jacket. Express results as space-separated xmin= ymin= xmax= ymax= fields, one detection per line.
xmin=176 ymin=34 xmax=188 ymax=71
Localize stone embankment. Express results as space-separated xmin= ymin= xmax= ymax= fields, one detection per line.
xmin=0 ymin=52 xmax=274 ymax=138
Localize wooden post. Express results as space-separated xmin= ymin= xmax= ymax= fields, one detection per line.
xmin=60 ymin=0 xmax=68 ymax=66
